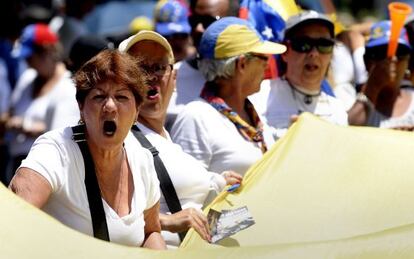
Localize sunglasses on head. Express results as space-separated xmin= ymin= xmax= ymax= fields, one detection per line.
xmin=364 ymin=45 xmax=411 ymax=61
xmin=288 ymin=37 xmax=335 ymax=54
xmin=188 ymin=15 xmax=220 ymax=29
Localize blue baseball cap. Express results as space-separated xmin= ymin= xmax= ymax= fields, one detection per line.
xmin=198 ymin=17 xmax=286 ymax=59
xmin=154 ymin=0 xmax=191 ymax=36
xmin=366 ymin=20 xmax=411 ymax=50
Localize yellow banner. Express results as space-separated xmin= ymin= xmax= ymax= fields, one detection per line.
xmin=3 ymin=113 xmax=414 ymax=258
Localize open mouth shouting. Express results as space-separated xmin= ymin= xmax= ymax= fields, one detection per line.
xmin=304 ymin=63 xmax=319 ymax=72
xmin=103 ymin=120 xmax=117 ymax=137
xmin=146 ymin=86 xmax=160 ymax=101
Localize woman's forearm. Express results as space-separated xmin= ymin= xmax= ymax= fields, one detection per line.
xmin=142 ymin=232 xmax=166 ymax=250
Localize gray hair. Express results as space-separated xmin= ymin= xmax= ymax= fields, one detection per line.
xmin=198 ymin=56 xmax=239 ymax=82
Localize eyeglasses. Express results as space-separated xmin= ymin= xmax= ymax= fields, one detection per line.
xmin=364 ymin=45 xmax=411 ymax=61
xmin=141 ymin=64 xmax=173 ymax=77
xmin=245 ymin=53 xmax=269 ymax=62
xmin=188 ymin=15 xmax=220 ymax=29
xmin=288 ymin=37 xmax=335 ymax=54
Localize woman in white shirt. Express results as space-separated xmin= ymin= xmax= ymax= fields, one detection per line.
xmin=9 ymin=50 xmax=166 ymax=249
xmin=6 ymin=24 xmax=74 ymax=174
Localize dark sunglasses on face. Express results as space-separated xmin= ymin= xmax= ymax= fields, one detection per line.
xmin=288 ymin=37 xmax=335 ymax=54
xmin=141 ymin=64 xmax=173 ymax=77
xmin=364 ymin=45 xmax=411 ymax=61
xmin=188 ymin=15 xmax=220 ymax=29
xmin=245 ymin=53 xmax=269 ymax=62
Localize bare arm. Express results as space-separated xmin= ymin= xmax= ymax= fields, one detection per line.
xmin=9 ymin=167 xmax=52 ymax=208
xmin=142 ymin=201 xmax=166 ymax=249
xmin=348 ymin=58 xmax=397 ymax=125
xmin=6 ymin=115 xmax=47 ymax=138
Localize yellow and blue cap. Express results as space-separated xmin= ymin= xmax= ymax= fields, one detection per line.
xmin=198 ymin=17 xmax=286 ymax=59
xmin=154 ymin=0 xmax=191 ymax=36
xmin=366 ymin=20 xmax=411 ymax=50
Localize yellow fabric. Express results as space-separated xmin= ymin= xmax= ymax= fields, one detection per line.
xmin=327 ymin=13 xmax=346 ymax=35
xmin=4 ymin=113 xmax=414 ymax=258
xmin=129 ymin=16 xmax=154 ymax=34
xmin=181 ymin=113 xmax=414 ymax=253
xmin=264 ymin=0 xmax=299 ymax=20
xmin=214 ymin=24 xmax=285 ymax=58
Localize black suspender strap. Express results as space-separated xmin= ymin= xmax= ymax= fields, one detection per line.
xmin=131 ymin=125 xmax=182 ymax=214
xmin=72 ymin=125 xmax=110 ymax=241
xmin=131 ymin=125 xmax=187 ymax=241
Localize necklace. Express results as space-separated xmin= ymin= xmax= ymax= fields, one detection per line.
xmin=287 ymin=80 xmax=322 ymax=105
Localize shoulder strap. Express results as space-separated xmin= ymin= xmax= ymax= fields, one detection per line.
xmin=131 ymin=125 xmax=183 ymax=214
xmin=72 ymin=125 xmax=110 ymax=242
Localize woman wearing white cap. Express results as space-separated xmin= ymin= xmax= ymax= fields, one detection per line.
xmin=119 ymin=30 xmax=243 ymax=248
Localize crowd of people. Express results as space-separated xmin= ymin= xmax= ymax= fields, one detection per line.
xmin=2 ymin=0 xmax=414 ymax=251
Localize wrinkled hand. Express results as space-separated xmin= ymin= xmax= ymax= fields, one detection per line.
xmin=221 ymin=170 xmax=243 ymax=185
xmin=161 ymin=208 xmax=211 ymax=242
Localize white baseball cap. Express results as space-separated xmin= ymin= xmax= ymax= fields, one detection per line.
xmin=284 ymin=10 xmax=334 ymax=39
xmin=118 ymin=30 xmax=175 ymax=63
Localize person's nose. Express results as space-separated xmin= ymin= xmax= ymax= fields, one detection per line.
xmin=308 ymin=46 xmax=320 ymax=57
xmin=146 ymin=72 xmax=159 ymax=83
xmin=103 ymin=96 xmax=116 ymax=112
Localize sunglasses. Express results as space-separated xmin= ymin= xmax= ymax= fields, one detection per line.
xmin=364 ymin=45 xmax=411 ymax=61
xmin=245 ymin=53 xmax=269 ymax=62
xmin=288 ymin=37 xmax=335 ymax=54
xmin=141 ymin=64 xmax=173 ymax=77
xmin=188 ymin=15 xmax=220 ymax=29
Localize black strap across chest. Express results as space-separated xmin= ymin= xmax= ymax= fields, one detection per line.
xmin=72 ymin=125 xmax=110 ymax=241
xmin=72 ymin=124 xmax=186 ymax=242
xmin=131 ymin=125 xmax=187 ymax=241
xmin=131 ymin=125 xmax=182 ymax=214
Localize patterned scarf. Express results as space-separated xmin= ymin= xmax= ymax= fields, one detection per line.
xmin=200 ymin=82 xmax=267 ymax=153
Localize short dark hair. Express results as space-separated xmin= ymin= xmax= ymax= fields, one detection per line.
xmin=73 ymin=49 xmax=146 ymax=107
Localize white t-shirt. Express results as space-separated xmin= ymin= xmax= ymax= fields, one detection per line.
xmin=251 ymin=78 xmax=348 ymax=138
xmin=170 ymin=99 xmax=275 ymax=176
xmin=136 ymin=123 xmax=226 ymax=247
xmin=19 ymin=128 xmax=161 ymax=246
xmin=367 ymin=90 xmax=414 ymax=128
xmin=166 ymin=60 xmax=205 ymax=130
xmin=44 ymin=80 xmax=80 ymax=130
xmin=9 ymin=69 xmax=75 ymax=156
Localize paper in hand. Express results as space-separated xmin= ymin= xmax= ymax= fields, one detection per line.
xmin=207 ymin=206 xmax=255 ymax=243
